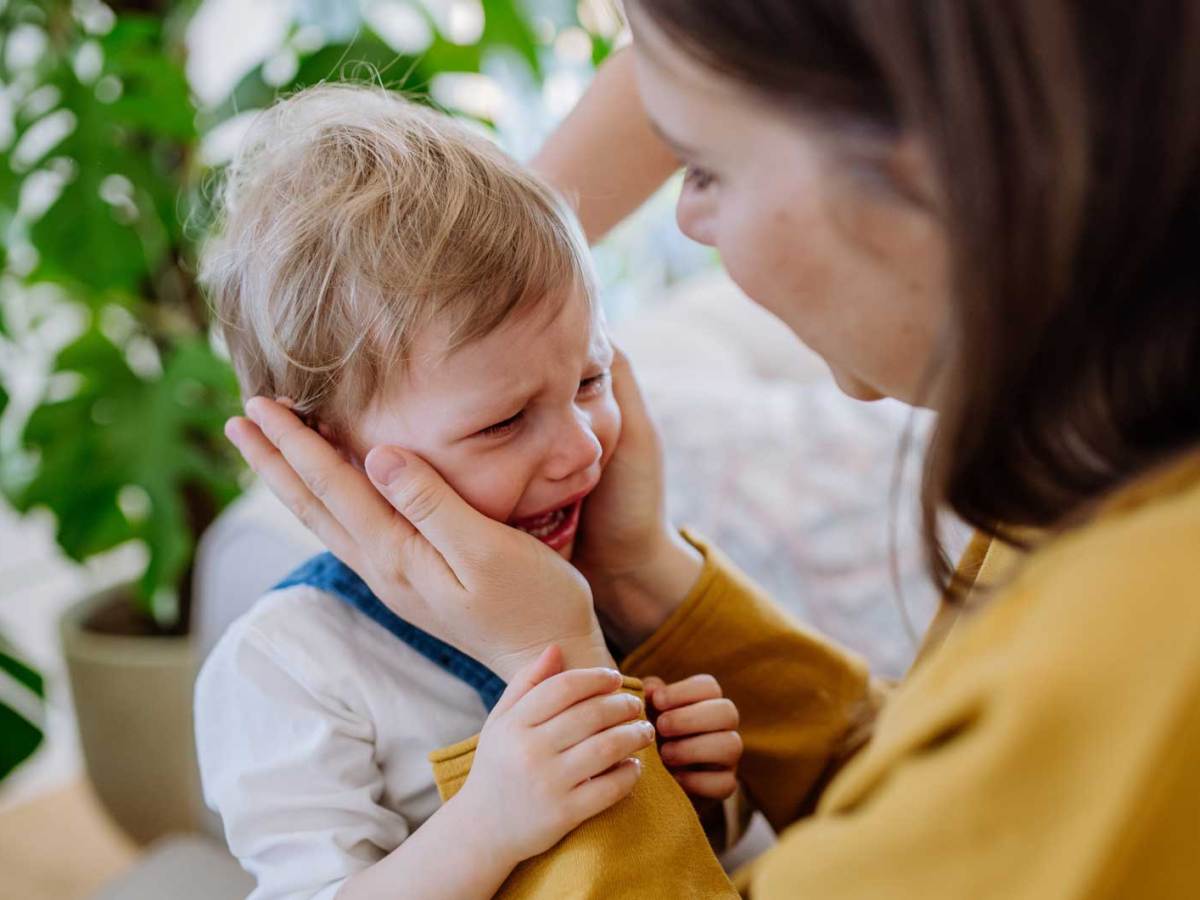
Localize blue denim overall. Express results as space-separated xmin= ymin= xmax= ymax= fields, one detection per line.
xmin=275 ymin=552 xmax=507 ymax=711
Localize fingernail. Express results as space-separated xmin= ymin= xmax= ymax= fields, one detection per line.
xmin=639 ymin=721 xmax=656 ymax=739
xmin=224 ymin=419 xmax=242 ymax=448
xmin=244 ymin=397 xmax=263 ymax=423
xmin=366 ymin=448 xmax=406 ymax=485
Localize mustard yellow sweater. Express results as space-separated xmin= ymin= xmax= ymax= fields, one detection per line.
xmin=431 ymin=452 xmax=1200 ymax=897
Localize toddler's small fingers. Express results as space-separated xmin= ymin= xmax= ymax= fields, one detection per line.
xmin=641 ymin=676 xmax=666 ymax=704
xmin=653 ymin=674 xmax=722 ymax=711
xmin=491 ymin=645 xmax=564 ymax=717
xmin=516 ymin=666 xmax=624 ymax=726
xmin=673 ymin=769 xmax=738 ymax=800
xmin=660 ymin=730 xmax=743 ymax=768
xmin=657 ymin=698 xmax=739 ymax=737
xmin=540 ymin=690 xmax=644 ymax=752
xmin=566 ymin=757 xmax=642 ymax=826
xmin=561 ymin=720 xmax=656 ymax=784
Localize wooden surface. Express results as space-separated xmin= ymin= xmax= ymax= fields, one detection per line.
xmin=0 ymin=779 xmax=141 ymax=900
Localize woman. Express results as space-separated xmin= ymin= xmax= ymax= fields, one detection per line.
xmin=226 ymin=1 xmax=1200 ymax=895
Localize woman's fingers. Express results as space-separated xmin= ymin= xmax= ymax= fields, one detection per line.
xmin=225 ymin=416 xmax=359 ymax=566
xmin=514 ymin=667 xmax=624 ymax=727
xmin=609 ymin=347 xmax=655 ymax=449
xmin=236 ymin=400 xmax=470 ymax=623
xmin=672 ymin=769 xmax=737 ymax=800
xmin=242 ymin=399 xmax=476 ymax=610
xmin=541 ymin=691 xmax=645 ymax=751
xmin=660 ymin=731 xmax=743 ymax=768
xmin=243 ymin=398 xmax=413 ymax=552
xmin=649 ymin=674 xmax=721 ymax=711
xmin=656 ymin=698 xmax=739 ymax=737
xmin=364 ymin=446 xmax=519 ymax=587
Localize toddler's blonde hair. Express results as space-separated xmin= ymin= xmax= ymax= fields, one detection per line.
xmin=201 ymin=83 xmax=594 ymax=439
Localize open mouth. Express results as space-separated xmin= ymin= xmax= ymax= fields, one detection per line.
xmin=510 ymin=499 xmax=584 ymax=551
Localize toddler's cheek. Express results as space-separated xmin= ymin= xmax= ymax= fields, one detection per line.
xmin=441 ymin=469 xmax=524 ymax=525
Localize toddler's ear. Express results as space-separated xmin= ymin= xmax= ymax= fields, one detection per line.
xmin=316 ymin=424 xmax=366 ymax=471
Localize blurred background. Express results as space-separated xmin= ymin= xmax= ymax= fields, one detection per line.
xmin=0 ymin=1 xmax=943 ymax=896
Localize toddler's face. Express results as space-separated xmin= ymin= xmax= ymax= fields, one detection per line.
xmin=351 ymin=287 xmax=619 ymax=559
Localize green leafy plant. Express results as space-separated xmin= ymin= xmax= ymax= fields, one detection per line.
xmin=0 ymin=636 xmax=45 ymax=781
xmin=0 ymin=0 xmax=616 ymax=781
xmin=2 ymin=0 xmax=239 ymax=629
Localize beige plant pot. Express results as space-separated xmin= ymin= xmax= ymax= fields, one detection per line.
xmin=59 ymin=586 xmax=204 ymax=845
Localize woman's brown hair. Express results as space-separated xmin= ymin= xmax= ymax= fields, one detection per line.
xmin=633 ymin=0 xmax=1200 ymax=594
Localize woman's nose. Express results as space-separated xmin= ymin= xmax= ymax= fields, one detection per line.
xmin=544 ymin=413 xmax=602 ymax=482
xmin=676 ymin=191 xmax=717 ymax=247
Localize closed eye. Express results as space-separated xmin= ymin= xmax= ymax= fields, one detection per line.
xmin=579 ymin=372 xmax=610 ymax=396
xmin=478 ymin=411 xmax=523 ymax=438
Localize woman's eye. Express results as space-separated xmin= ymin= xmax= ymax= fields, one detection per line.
xmin=684 ymin=165 xmax=715 ymax=190
xmin=478 ymin=411 xmax=523 ymax=438
xmin=579 ymin=372 xmax=610 ymax=395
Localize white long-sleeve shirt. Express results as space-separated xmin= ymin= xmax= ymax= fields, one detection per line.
xmin=194 ymin=583 xmax=490 ymax=900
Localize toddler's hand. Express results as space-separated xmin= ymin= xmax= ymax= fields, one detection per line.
xmin=456 ymin=646 xmax=655 ymax=866
xmin=643 ymin=674 xmax=742 ymax=800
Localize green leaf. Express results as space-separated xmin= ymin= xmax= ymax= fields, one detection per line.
xmin=591 ymin=34 xmax=615 ymax=68
xmin=203 ymin=4 xmax=544 ymax=129
xmin=478 ymin=0 xmax=542 ymax=77
xmin=0 ymin=381 xmax=9 ymax=418
xmin=14 ymin=328 xmax=243 ymax=621
xmin=0 ymin=639 xmax=44 ymax=697
xmin=204 ymin=29 xmax=429 ymax=129
xmin=101 ymin=16 xmax=197 ymax=142
xmin=27 ymin=75 xmax=161 ymax=295
xmin=23 ymin=15 xmax=195 ymax=298
xmin=0 ymin=636 xmax=45 ymax=783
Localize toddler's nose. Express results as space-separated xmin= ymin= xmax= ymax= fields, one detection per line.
xmin=545 ymin=414 xmax=602 ymax=482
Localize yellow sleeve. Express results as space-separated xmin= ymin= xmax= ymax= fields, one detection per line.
xmin=430 ymin=678 xmax=738 ymax=899
xmin=744 ymin=500 xmax=1200 ymax=898
xmin=622 ymin=532 xmax=880 ymax=832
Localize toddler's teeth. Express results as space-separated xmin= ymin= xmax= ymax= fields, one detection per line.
xmin=516 ymin=505 xmax=569 ymax=540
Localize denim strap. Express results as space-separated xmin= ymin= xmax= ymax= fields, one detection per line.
xmin=275 ymin=553 xmax=506 ymax=711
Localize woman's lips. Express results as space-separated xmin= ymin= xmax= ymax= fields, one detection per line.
xmin=511 ymin=499 xmax=584 ymax=551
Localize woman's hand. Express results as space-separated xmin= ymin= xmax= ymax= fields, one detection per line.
xmin=225 ymin=397 xmax=611 ymax=680
xmin=572 ymin=349 xmax=705 ymax=650
xmin=455 ymin=646 xmax=654 ymax=865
